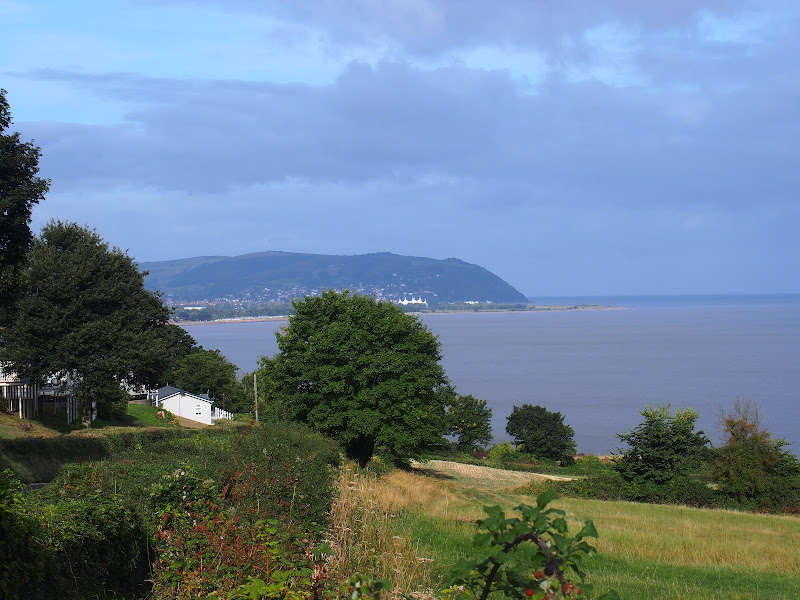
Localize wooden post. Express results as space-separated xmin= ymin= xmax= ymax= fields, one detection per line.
xmin=253 ymin=372 xmax=258 ymax=423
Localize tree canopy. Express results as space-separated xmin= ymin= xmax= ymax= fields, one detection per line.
xmin=259 ymin=289 xmax=454 ymax=466
xmin=615 ymin=404 xmax=710 ymax=486
xmin=447 ymin=394 xmax=493 ymax=452
xmin=505 ymin=404 xmax=576 ymax=463
xmin=0 ymin=89 xmax=50 ymax=327
xmin=0 ymin=220 xmax=174 ymax=420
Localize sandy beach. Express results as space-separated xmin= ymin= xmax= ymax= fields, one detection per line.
xmin=172 ymin=304 xmax=623 ymax=326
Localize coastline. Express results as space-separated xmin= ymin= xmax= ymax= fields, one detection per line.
xmin=173 ymin=304 xmax=624 ymax=326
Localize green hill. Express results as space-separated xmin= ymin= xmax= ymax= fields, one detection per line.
xmin=141 ymin=251 xmax=526 ymax=304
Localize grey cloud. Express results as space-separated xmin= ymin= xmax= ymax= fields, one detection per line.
xmin=147 ymin=0 xmax=758 ymax=55
xmin=22 ymin=49 xmax=799 ymax=213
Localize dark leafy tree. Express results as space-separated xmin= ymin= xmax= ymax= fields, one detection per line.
xmin=505 ymin=404 xmax=576 ymax=463
xmin=164 ymin=348 xmax=246 ymax=413
xmin=259 ymin=289 xmax=455 ymax=467
xmin=1 ymin=221 xmax=174 ymax=420
xmin=447 ymin=394 xmax=493 ymax=452
xmin=615 ymin=404 xmax=710 ymax=486
xmin=713 ymin=398 xmax=800 ymax=510
xmin=0 ymin=89 xmax=50 ymax=327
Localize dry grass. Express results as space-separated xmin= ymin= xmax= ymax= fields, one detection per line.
xmin=558 ymin=497 xmax=800 ymax=574
xmin=324 ymin=468 xmax=438 ymax=599
xmin=326 ymin=461 xmax=800 ymax=598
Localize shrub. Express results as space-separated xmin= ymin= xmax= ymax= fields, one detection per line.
xmin=150 ymin=466 xmax=326 ymax=599
xmin=444 ymin=491 xmax=619 ymax=600
xmin=223 ymin=422 xmax=340 ymax=527
xmin=0 ymin=470 xmax=45 ymax=599
xmin=36 ymin=495 xmax=151 ymax=599
xmin=713 ymin=399 xmax=800 ymax=511
xmin=615 ymin=404 xmax=710 ymax=496
xmin=487 ymin=441 xmax=518 ymax=465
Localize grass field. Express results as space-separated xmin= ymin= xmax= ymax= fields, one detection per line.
xmin=341 ymin=460 xmax=800 ymax=600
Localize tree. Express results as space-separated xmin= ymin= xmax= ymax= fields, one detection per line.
xmin=164 ymin=348 xmax=246 ymax=413
xmin=505 ymin=404 xmax=576 ymax=463
xmin=713 ymin=398 xmax=800 ymax=510
xmin=447 ymin=394 xmax=493 ymax=452
xmin=615 ymin=404 xmax=709 ymax=486
xmin=0 ymin=89 xmax=50 ymax=327
xmin=0 ymin=221 xmax=174 ymax=420
xmin=259 ymin=289 xmax=454 ymax=467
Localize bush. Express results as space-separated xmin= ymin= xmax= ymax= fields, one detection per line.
xmin=713 ymin=399 xmax=800 ymax=511
xmin=487 ymin=441 xmax=518 ymax=465
xmin=222 ymin=422 xmax=340 ymax=527
xmin=37 ymin=496 xmax=151 ymax=599
xmin=0 ymin=470 xmax=45 ymax=599
xmin=615 ymin=404 xmax=710 ymax=491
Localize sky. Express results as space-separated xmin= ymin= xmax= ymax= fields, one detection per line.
xmin=3 ymin=0 xmax=799 ymax=297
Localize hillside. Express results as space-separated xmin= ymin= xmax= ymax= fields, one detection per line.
xmin=141 ymin=251 xmax=527 ymax=304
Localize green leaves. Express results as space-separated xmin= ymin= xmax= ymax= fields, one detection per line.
xmin=259 ymin=289 xmax=455 ymax=467
xmin=446 ymin=394 xmax=494 ymax=452
xmin=0 ymin=89 xmax=50 ymax=328
xmin=446 ymin=491 xmax=611 ymax=600
xmin=615 ymin=403 xmax=710 ymax=487
xmin=506 ymin=405 xmax=577 ymax=463
xmin=1 ymin=220 xmax=175 ymax=420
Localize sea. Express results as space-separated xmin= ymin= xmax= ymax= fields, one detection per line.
xmin=182 ymin=294 xmax=800 ymax=454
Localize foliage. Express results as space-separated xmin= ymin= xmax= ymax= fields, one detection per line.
xmin=150 ymin=466 xmax=327 ymax=599
xmin=615 ymin=404 xmax=710 ymax=487
xmin=506 ymin=405 xmax=577 ymax=464
xmin=1 ymin=221 xmax=176 ymax=421
xmin=0 ymin=469 xmax=45 ymax=598
xmin=713 ymin=398 xmax=800 ymax=511
xmin=486 ymin=441 xmax=518 ymax=465
xmin=260 ymin=289 xmax=455 ymax=467
xmin=0 ymin=89 xmax=50 ymax=328
xmin=444 ymin=491 xmax=619 ymax=600
xmin=221 ymin=422 xmax=340 ymax=527
xmin=1 ymin=467 xmax=150 ymax=600
xmin=447 ymin=394 xmax=493 ymax=452
xmin=36 ymin=494 xmax=151 ymax=599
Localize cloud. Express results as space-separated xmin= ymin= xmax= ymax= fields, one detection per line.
xmin=10 ymin=0 xmax=800 ymax=294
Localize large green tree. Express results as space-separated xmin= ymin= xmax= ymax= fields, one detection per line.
xmin=259 ymin=289 xmax=454 ymax=467
xmin=505 ymin=404 xmax=576 ymax=463
xmin=0 ymin=89 xmax=50 ymax=327
xmin=1 ymin=221 xmax=174 ymax=420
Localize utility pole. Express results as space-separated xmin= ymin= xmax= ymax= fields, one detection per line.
xmin=253 ymin=372 xmax=258 ymax=423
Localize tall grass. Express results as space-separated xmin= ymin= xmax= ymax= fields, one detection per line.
xmin=325 ymin=468 xmax=439 ymax=599
xmin=331 ymin=463 xmax=800 ymax=599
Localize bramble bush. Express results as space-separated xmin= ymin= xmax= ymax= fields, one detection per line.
xmin=150 ymin=466 xmax=329 ymax=599
xmin=1 ymin=468 xmax=151 ymax=600
xmin=443 ymin=491 xmax=618 ymax=600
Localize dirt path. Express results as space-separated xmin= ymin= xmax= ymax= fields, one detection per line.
xmin=412 ymin=459 xmax=578 ymax=490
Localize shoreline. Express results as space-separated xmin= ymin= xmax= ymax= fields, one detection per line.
xmin=173 ymin=304 xmax=625 ymax=326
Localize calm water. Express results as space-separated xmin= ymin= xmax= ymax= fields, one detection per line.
xmin=183 ymin=295 xmax=800 ymax=454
